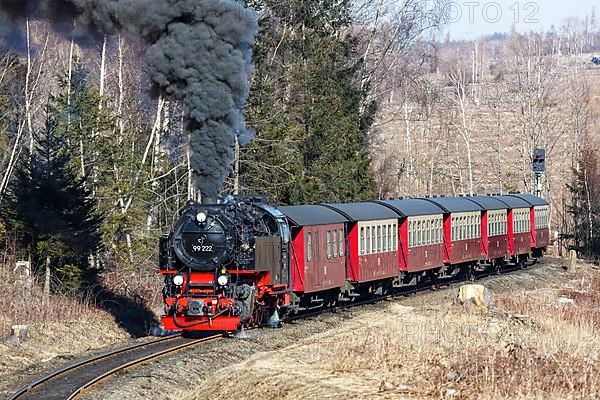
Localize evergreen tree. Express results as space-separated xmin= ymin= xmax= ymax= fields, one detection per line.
xmin=240 ymin=0 xmax=377 ymax=204
xmin=568 ymin=146 xmax=600 ymax=259
xmin=1 ymin=108 xmax=102 ymax=293
xmin=52 ymin=60 xmax=149 ymax=270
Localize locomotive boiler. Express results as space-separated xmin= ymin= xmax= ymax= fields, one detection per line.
xmin=159 ymin=196 xmax=291 ymax=331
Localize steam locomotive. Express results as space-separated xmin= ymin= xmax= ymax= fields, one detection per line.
xmin=159 ymin=194 xmax=550 ymax=332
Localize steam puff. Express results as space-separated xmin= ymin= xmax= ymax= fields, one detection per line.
xmin=0 ymin=0 xmax=258 ymax=198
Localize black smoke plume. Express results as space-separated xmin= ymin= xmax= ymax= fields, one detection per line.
xmin=0 ymin=0 xmax=258 ymax=199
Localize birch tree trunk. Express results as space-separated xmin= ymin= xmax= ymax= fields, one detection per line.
xmin=43 ymin=255 xmax=51 ymax=298
xmin=25 ymin=19 xmax=33 ymax=153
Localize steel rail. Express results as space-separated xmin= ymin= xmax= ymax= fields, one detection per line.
xmin=7 ymin=334 xmax=182 ymax=400
xmin=66 ymin=334 xmax=223 ymax=400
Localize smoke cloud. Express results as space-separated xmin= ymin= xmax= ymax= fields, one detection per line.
xmin=0 ymin=0 xmax=258 ymax=199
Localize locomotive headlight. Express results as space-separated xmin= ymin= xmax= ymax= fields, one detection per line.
xmin=217 ymin=274 xmax=229 ymax=286
xmin=196 ymin=211 xmax=207 ymax=223
xmin=173 ymin=274 xmax=184 ymax=286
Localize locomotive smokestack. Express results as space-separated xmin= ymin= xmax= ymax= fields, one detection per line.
xmin=0 ymin=0 xmax=258 ymax=200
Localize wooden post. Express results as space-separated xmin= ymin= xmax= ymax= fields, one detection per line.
xmin=568 ymin=250 xmax=577 ymax=273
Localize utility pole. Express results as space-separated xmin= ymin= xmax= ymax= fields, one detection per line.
xmin=532 ymin=148 xmax=546 ymax=197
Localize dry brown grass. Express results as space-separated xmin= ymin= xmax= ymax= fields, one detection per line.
xmin=0 ymin=250 xmax=131 ymax=384
xmin=188 ymin=263 xmax=600 ymax=400
xmin=0 ymin=260 xmax=102 ymax=338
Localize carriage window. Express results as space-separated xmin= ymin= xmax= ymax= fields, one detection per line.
xmin=360 ymin=227 xmax=365 ymax=255
xmin=495 ymin=214 xmax=498 ymax=236
xmin=417 ymin=221 xmax=422 ymax=246
xmin=326 ymin=231 xmax=331 ymax=259
xmin=393 ymin=224 xmax=397 ymax=250
xmin=451 ymin=217 xmax=455 ymax=241
xmin=495 ymin=215 xmax=499 ymax=236
xmin=466 ymin=216 xmax=470 ymax=239
xmin=339 ymin=230 xmax=344 ymax=256
xmin=315 ymin=231 xmax=320 ymax=260
xmin=426 ymin=220 xmax=431 ymax=245
xmin=372 ymin=226 xmax=376 ymax=253
xmin=332 ymin=230 xmax=337 ymax=258
xmin=383 ymin=225 xmax=387 ymax=252
xmin=468 ymin=215 xmax=475 ymax=239
xmin=388 ymin=225 xmax=392 ymax=251
xmin=495 ymin=214 xmax=499 ymax=236
xmin=377 ymin=225 xmax=381 ymax=252
xmin=468 ymin=216 xmax=471 ymax=239
xmin=366 ymin=227 xmax=371 ymax=254
xmin=469 ymin=216 xmax=473 ymax=239
xmin=306 ymin=232 xmax=312 ymax=262
xmin=414 ymin=221 xmax=418 ymax=246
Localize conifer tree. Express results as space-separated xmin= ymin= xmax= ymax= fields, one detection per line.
xmin=240 ymin=0 xmax=377 ymax=204
xmin=1 ymin=108 xmax=102 ymax=293
xmin=568 ymin=146 xmax=600 ymax=259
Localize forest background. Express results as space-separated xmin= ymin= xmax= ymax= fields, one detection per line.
xmin=0 ymin=0 xmax=599 ymax=324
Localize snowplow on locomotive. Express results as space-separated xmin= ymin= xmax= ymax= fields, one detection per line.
xmin=159 ymin=194 xmax=550 ymax=333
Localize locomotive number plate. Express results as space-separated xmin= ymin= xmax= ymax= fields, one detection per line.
xmin=193 ymin=245 xmax=214 ymax=252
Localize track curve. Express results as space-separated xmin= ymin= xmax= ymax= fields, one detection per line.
xmin=8 ymin=334 xmax=221 ymax=400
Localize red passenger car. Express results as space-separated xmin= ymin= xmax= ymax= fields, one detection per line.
xmin=495 ymin=196 xmax=532 ymax=260
xmin=508 ymin=194 xmax=551 ymax=252
xmin=424 ymin=197 xmax=484 ymax=265
xmin=376 ymin=199 xmax=445 ymax=272
xmin=464 ymin=196 xmax=509 ymax=262
xmin=325 ymin=203 xmax=399 ymax=284
xmin=279 ymin=205 xmax=348 ymax=295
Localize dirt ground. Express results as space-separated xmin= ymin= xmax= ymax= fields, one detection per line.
xmin=185 ymin=257 xmax=600 ymax=400
xmin=79 ymin=256 xmax=600 ymax=400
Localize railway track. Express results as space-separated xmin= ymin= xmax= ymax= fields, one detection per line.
xmin=291 ymin=260 xmax=532 ymax=320
xmin=7 ymin=333 xmax=223 ymax=400
xmin=7 ymin=261 xmax=535 ymax=400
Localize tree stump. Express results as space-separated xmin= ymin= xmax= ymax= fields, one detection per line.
xmin=568 ymin=250 xmax=577 ymax=273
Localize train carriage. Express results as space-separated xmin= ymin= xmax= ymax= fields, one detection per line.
xmin=464 ymin=196 xmax=509 ymax=261
xmin=278 ymin=205 xmax=348 ymax=294
xmin=325 ymin=202 xmax=399 ymax=283
xmin=375 ymin=199 xmax=445 ymax=272
xmin=424 ymin=197 xmax=484 ymax=265
xmin=508 ymin=194 xmax=551 ymax=253
xmin=494 ymin=195 xmax=532 ymax=260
